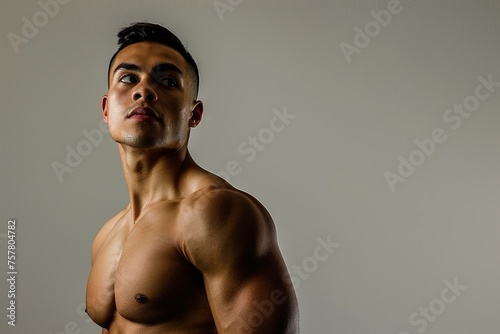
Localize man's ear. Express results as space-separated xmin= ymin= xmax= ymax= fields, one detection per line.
xmin=189 ymin=100 xmax=204 ymax=128
xmin=101 ymin=95 xmax=108 ymax=123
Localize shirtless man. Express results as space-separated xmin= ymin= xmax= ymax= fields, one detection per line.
xmin=85 ymin=22 xmax=299 ymax=334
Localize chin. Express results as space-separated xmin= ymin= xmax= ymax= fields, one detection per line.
xmin=121 ymin=135 xmax=185 ymax=151
xmin=120 ymin=135 xmax=160 ymax=148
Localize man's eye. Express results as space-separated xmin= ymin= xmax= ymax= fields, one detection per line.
xmin=158 ymin=77 xmax=177 ymax=87
xmin=119 ymin=75 xmax=138 ymax=84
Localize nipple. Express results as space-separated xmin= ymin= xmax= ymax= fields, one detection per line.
xmin=135 ymin=293 xmax=149 ymax=304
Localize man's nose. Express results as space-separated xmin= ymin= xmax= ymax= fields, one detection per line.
xmin=132 ymin=80 xmax=158 ymax=103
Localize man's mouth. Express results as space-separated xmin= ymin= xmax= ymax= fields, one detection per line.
xmin=127 ymin=106 xmax=159 ymax=121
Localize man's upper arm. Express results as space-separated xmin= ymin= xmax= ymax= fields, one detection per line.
xmin=184 ymin=189 xmax=299 ymax=333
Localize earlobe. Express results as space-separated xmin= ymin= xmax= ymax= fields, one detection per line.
xmin=101 ymin=95 xmax=108 ymax=123
xmin=189 ymin=100 xmax=204 ymax=128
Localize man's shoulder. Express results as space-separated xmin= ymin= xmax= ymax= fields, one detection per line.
xmin=182 ymin=178 xmax=271 ymax=225
xmin=178 ymin=177 xmax=276 ymax=264
xmin=99 ymin=209 xmax=126 ymax=232
xmin=91 ymin=209 xmax=126 ymax=263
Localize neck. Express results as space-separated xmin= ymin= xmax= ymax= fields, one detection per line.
xmin=117 ymin=144 xmax=197 ymax=220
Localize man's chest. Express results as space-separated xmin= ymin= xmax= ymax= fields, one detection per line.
xmin=115 ymin=221 xmax=202 ymax=313
xmin=90 ymin=205 xmax=208 ymax=325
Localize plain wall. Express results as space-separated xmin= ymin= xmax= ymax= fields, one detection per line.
xmin=1 ymin=0 xmax=499 ymax=333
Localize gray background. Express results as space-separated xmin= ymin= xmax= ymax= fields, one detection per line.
xmin=1 ymin=0 xmax=499 ymax=333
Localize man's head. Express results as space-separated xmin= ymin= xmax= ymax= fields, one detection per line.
xmin=107 ymin=22 xmax=199 ymax=99
xmin=102 ymin=22 xmax=203 ymax=151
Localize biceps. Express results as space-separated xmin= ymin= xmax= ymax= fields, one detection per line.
xmin=205 ymin=257 xmax=298 ymax=333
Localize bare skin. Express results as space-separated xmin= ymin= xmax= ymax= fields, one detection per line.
xmin=86 ymin=41 xmax=299 ymax=334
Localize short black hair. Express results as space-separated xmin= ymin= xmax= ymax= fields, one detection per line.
xmin=107 ymin=22 xmax=199 ymax=98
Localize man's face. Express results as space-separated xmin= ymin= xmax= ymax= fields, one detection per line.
xmin=102 ymin=42 xmax=202 ymax=151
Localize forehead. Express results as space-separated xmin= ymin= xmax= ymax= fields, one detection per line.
xmin=111 ymin=42 xmax=187 ymax=74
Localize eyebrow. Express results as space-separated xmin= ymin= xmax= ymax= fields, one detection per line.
xmin=112 ymin=62 xmax=184 ymax=77
xmin=113 ymin=62 xmax=140 ymax=75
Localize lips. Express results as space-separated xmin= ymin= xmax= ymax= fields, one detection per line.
xmin=127 ymin=106 xmax=159 ymax=121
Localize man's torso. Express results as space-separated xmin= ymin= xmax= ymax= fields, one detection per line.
xmin=86 ymin=186 xmax=221 ymax=333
